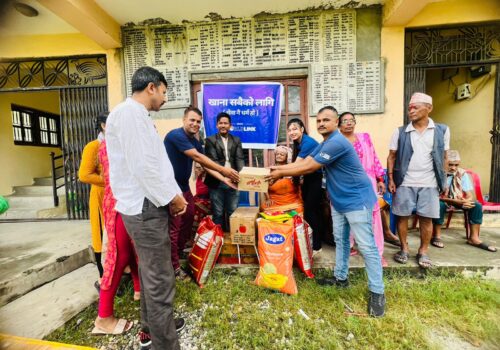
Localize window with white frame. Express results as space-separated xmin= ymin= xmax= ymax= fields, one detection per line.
xmin=11 ymin=105 xmax=61 ymax=147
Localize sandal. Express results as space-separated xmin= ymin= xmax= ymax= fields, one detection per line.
xmin=431 ymin=237 xmax=445 ymax=248
xmin=416 ymin=254 xmax=433 ymax=269
xmin=384 ymin=238 xmax=401 ymax=247
xmin=91 ymin=318 xmax=132 ymax=335
xmin=466 ymin=241 xmax=497 ymax=252
xmin=394 ymin=250 xmax=409 ymax=264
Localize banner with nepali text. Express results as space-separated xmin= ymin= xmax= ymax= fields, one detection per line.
xmin=202 ymin=82 xmax=283 ymax=149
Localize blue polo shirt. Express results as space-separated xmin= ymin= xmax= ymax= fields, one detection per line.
xmin=312 ymin=130 xmax=376 ymax=213
xmin=297 ymin=134 xmax=319 ymax=158
xmin=164 ymin=128 xmax=203 ymax=192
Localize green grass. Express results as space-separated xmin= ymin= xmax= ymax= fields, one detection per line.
xmin=46 ymin=269 xmax=500 ymax=350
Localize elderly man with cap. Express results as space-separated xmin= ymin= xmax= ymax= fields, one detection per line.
xmin=387 ymin=92 xmax=450 ymax=268
xmin=431 ymin=150 xmax=497 ymax=252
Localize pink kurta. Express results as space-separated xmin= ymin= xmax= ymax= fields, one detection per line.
xmin=98 ymin=141 xmax=139 ymax=290
xmin=352 ymin=133 xmax=385 ymax=256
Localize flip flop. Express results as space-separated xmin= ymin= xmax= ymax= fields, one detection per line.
xmin=91 ymin=319 xmax=132 ymax=335
xmin=384 ymin=238 xmax=401 ymax=247
xmin=431 ymin=237 xmax=445 ymax=248
xmin=467 ymin=241 xmax=497 ymax=252
xmin=394 ymin=250 xmax=409 ymax=264
xmin=416 ymin=254 xmax=433 ymax=269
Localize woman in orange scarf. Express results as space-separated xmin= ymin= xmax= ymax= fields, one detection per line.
xmin=260 ymin=145 xmax=303 ymax=213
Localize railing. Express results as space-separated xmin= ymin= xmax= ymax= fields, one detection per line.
xmin=50 ymin=152 xmax=65 ymax=207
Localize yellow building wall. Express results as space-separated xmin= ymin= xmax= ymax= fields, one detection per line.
xmin=0 ymin=33 xmax=124 ymax=110
xmin=0 ymin=0 xmax=497 ymax=187
xmin=0 ymin=91 xmax=61 ymax=195
xmin=427 ymin=66 xmax=496 ymax=194
xmin=356 ymin=0 xmax=500 ymax=170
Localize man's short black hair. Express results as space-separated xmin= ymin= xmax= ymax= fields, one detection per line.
xmin=216 ymin=112 xmax=231 ymax=123
xmin=131 ymin=66 xmax=168 ymax=93
xmin=184 ymin=106 xmax=202 ymax=117
xmin=318 ymin=105 xmax=338 ymax=115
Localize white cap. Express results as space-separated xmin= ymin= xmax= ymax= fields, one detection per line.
xmin=409 ymin=92 xmax=433 ymax=105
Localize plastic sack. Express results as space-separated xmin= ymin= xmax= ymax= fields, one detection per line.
xmin=293 ymin=215 xmax=315 ymax=278
xmin=188 ymin=216 xmax=224 ymax=288
xmin=255 ymin=219 xmax=297 ymax=295
xmin=0 ymin=196 xmax=9 ymax=215
xmin=259 ymin=210 xmax=293 ymax=223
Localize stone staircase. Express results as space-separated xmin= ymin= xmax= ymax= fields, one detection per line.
xmin=1 ymin=177 xmax=66 ymax=220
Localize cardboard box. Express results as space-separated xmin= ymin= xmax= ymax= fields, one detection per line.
xmin=217 ymin=232 xmax=259 ymax=264
xmin=229 ymin=206 xmax=260 ymax=245
xmin=238 ymin=167 xmax=270 ymax=193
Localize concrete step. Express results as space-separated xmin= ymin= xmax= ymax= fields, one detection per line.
xmin=13 ymin=185 xmax=53 ymax=196
xmin=0 ymin=264 xmax=98 ymax=339
xmin=0 ymin=245 xmax=93 ymax=307
xmin=0 ymin=208 xmax=39 ymax=219
xmin=0 ymin=221 xmax=93 ymax=307
xmin=33 ymin=177 xmax=64 ymax=187
xmin=5 ymin=195 xmax=58 ymax=209
xmin=13 ymin=185 xmax=66 ymax=197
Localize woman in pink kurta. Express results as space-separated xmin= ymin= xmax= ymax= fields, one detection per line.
xmin=339 ymin=112 xmax=390 ymax=264
xmin=92 ymin=140 xmax=140 ymax=334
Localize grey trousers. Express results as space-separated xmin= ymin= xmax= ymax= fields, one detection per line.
xmin=121 ymin=198 xmax=179 ymax=350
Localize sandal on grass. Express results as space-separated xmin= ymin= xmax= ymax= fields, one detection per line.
xmin=91 ymin=318 xmax=132 ymax=335
xmin=416 ymin=254 xmax=432 ymax=269
xmin=467 ymin=241 xmax=497 ymax=252
xmin=431 ymin=237 xmax=445 ymax=248
xmin=394 ymin=250 xmax=409 ymax=264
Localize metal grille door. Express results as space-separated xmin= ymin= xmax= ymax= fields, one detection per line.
xmin=59 ymin=87 xmax=108 ymax=219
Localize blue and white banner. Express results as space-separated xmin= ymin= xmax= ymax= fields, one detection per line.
xmin=202 ymin=82 xmax=283 ymax=149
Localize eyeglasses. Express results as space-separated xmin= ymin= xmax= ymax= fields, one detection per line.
xmin=340 ymin=119 xmax=356 ymax=125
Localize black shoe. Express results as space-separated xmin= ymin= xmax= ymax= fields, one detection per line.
xmin=94 ymin=280 xmax=100 ymax=293
xmin=139 ymin=330 xmax=151 ymax=350
xmin=175 ymin=317 xmax=185 ymax=332
xmin=368 ymin=291 xmax=386 ymax=318
xmin=317 ymin=276 xmax=349 ymax=288
xmin=116 ymin=273 xmax=131 ymax=297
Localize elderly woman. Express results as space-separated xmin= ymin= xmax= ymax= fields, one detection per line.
xmin=260 ymin=145 xmax=303 ymax=214
xmin=339 ymin=112 xmax=400 ymax=262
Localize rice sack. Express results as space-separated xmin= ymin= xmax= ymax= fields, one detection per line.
xmin=188 ymin=217 xmax=224 ymax=287
xmin=255 ymin=219 xmax=297 ymax=295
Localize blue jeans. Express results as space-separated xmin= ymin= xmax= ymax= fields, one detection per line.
xmin=210 ymin=182 xmax=239 ymax=232
xmin=331 ymin=206 xmax=384 ymax=294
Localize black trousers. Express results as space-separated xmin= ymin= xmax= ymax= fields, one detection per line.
xmin=302 ymin=172 xmax=326 ymax=250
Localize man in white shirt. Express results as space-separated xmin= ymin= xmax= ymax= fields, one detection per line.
xmin=106 ymin=66 xmax=186 ymax=350
xmin=387 ymin=92 xmax=450 ymax=269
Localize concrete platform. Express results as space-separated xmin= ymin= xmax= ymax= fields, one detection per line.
xmin=0 ymin=264 xmax=98 ymax=339
xmin=0 ymin=221 xmax=94 ymax=306
xmin=313 ymin=226 xmax=500 ymax=277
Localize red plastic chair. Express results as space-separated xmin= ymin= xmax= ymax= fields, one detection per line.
xmin=466 ymin=170 xmax=500 ymax=211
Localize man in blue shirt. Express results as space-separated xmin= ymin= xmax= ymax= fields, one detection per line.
xmin=164 ymin=107 xmax=239 ymax=279
xmin=267 ymin=105 xmax=385 ymax=317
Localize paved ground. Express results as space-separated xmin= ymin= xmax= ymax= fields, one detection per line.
xmin=314 ymin=226 xmax=500 ymax=276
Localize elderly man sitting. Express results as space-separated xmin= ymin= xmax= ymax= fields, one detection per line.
xmin=431 ymin=150 xmax=497 ymax=252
